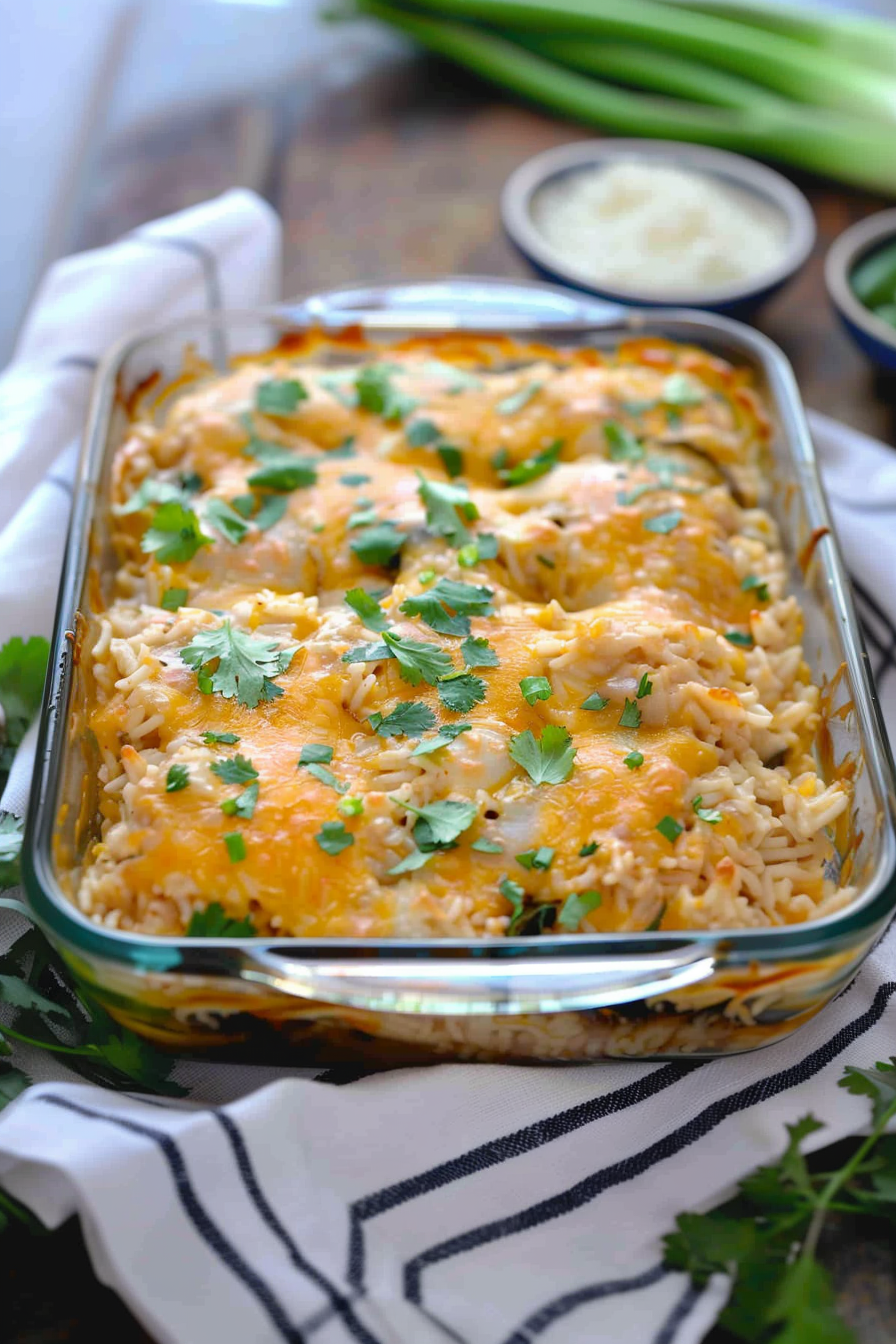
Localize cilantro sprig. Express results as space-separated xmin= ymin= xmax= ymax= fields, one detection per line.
xmin=141 ymin=501 xmax=212 ymax=564
xmin=400 ymin=578 xmax=493 ymax=637
xmin=509 ymin=725 xmax=576 ymax=785
xmin=181 ymin=621 xmax=296 ymax=708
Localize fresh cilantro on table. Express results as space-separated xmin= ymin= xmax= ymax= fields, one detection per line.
xmin=437 ymin=670 xmax=487 ymax=713
xmin=516 ymin=846 xmax=554 ymax=871
xmin=355 ymin=364 xmax=418 ymax=422
xmin=460 ymin=635 xmax=499 ymax=668
xmin=221 ymin=781 xmax=259 ymax=819
xmin=0 ymin=636 xmax=50 ymax=771
xmin=391 ymin=797 xmax=478 ymax=849
xmin=187 ymin=902 xmax=256 ymax=937
xmin=345 ymin=587 xmax=390 ymax=632
xmin=412 ymin=723 xmax=472 ymax=756
xmin=368 ymin=702 xmax=437 ymax=738
xmin=180 ymin=621 xmax=296 ymax=708
xmin=165 ymin=765 xmax=189 ymax=793
xmin=604 ymin=421 xmax=645 ymax=463
xmin=350 ymin=521 xmax=407 ymax=566
xmin=558 ymin=888 xmax=602 ymax=930
xmin=496 ymin=380 xmax=542 ymax=415
xmin=520 ymin=675 xmax=552 ymax=706
xmin=509 ymin=724 xmax=576 ymax=785
xmin=499 ymin=438 xmax=562 ymax=486
xmin=255 ymin=378 xmax=308 ymax=415
xmin=141 ymin=501 xmax=212 ymax=564
xmin=315 ymin=820 xmax=354 ymax=855
xmin=400 ymin=577 xmax=493 ymax=636
xmin=382 ymin=631 xmax=453 ymax=686
xmin=210 ymin=754 xmax=258 ymax=785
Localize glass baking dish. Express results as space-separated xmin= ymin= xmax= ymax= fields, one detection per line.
xmin=22 ymin=281 xmax=896 ymax=1065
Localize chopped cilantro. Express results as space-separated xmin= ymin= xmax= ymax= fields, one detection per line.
xmin=348 ymin=502 xmax=378 ymax=530
xmin=619 ymin=699 xmax=641 ymax=729
xmin=345 ymin=587 xmax=389 ymax=632
xmin=423 ymin=358 xmax=482 ymax=392
xmin=520 ymin=676 xmax=552 ymax=706
xmin=223 ymin=832 xmax=246 ymax=863
xmin=315 ymin=820 xmax=354 ymax=855
xmin=582 ymin=691 xmax=609 ymax=711
xmin=499 ymin=439 xmax=562 ymax=486
xmin=368 ymin=702 xmax=437 ymax=738
xmin=516 ymin=846 xmax=554 ymax=871
xmin=460 ymin=635 xmax=499 ymax=668
xmin=636 ymin=672 xmax=653 ymax=699
xmin=256 ymin=378 xmax=308 ymax=415
xmin=355 ymin=364 xmax=417 ymax=422
xmin=392 ymin=797 xmax=478 ymax=848
xmin=350 ymin=521 xmax=406 ymax=566
xmin=412 ymin=723 xmax=472 ymax=756
xmin=579 ymin=841 xmax=599 ymax=857
xmin=624 ymin=751 xmax=644 ymax=770
xmin=317 ymin=373 xmax=358 ymax=409
xmin=407 ymin=418 xmax=441 ymax=447
xmin=161 ymin=587 xmax=187 ymax=612
xmin=400 ymin=577 xmax=493 ymax=637
xmin=438 ymin=445 xmax=464 ymax=478
xmin=120 ymin=479 xmax=191 ymax=515
xmin=438 ymin=671 xmax=487 ymax=713
xmin=341 ymin=641 xmax=392 ymax=665
xmin=205 ymin=498 xmax=251 ymax=545
xmin=304 ymin=763 xmax=347 ymax=794
xmin=458 ymin=533 xmax=499 ymax=567
xmin=247 ymin=457 xmax=317 ymax=492
xmin=387 ymin=848 xmax=432 ymax=875
xmin=509 ymin=724 xmax=576 ymax=785
xmin=180 ymin=621 xmax=295 ymax=708
xmin=340 ymin=473 xmax=371 ymax=487
xmin=741 ymin=574 xmax=770 ymax=602
xmin=165 ymin=765 xmax=189 ymax=793
xmin=644 ymin=510 xmax=683 ymax=534
xmin=338 ymin=796 xmax=364 ymax=817
xmin=299 ymin=744 xmax=333 ymax=765
xmin=202 ymin=731 xmax=239 ymax=745
xmin=418 ymin=474 xmax=477 ymax=547
xmin=382 ymin=631 xmax=453 ymax=686
xmin=221 ymin=780 xmax=259 ymax=819
xmin=231 ymin=494 xmax=256 ymax=518
xmin=499 ymin=875 xmax=526 ymax=917
xmin=656 ymin=816 xmax=683 ymax=844
xmin=496 ymin=381 xmax=542 ymax=415
xmin=558 ymin=888 xmax=602 ymax=930
xmin=536 ymin=554 xmax=556 ymax=570
xmin=0 ymin=635 xmax=50 ymax=772
xmin=604 ymin=421 xmax=645 ymax=463
xmin=662 ymin=372 xmax=704 ymax=406
xmin=254 ymin=494 xmax=289 ymax=531
xmin=330 ymin=435 xmax=357 ymax=458
xmin=187 ymin=902 xmax=255 ymax=937
xmin=693 ymin=796 xmax=723 ymax=824
xmin=725 ymin=630 xmax=755 ymax=648
xmin=141 ymin=502 xmax=212 ymax=564
xmin=471 ymin=837 xmax=503 ymax=853
xmin=210 ymin=755 xmax=257 ymax=785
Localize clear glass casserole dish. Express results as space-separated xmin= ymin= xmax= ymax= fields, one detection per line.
xmin=22 ymin=280 xmax=896 ymax=1065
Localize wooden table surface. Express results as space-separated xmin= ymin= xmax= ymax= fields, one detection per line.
xmin=14 ymin=22 xmax=896 ymax=1344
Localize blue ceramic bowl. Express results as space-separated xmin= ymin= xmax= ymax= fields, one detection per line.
xmin=501 ymin=139 xmax=816 ymax=319
xmin=825 ymin=209 xmax=896 ymax=371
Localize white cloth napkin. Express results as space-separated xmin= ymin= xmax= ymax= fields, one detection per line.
xmin=0 ymin=192 xmax=894 ymax=1344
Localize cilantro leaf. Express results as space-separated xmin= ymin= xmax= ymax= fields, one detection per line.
xmin=141 ymin=501 xmax=212 ymax=564
xmin=558 ymin=888 xmax=602 ymax=930
xmin=340 ymin=473 xmax=371 ymax=487
xmin=499 ymin=438 xmax=562 ymax=486
xmin=656 ymin=816 xmax=683 ymax=844
xmin=438 ymin=671 xmax=486 ymax=713
xmin=119 ymin=478 xmax=191 ymax=515
xmin=382 ymin=631 xmax=453 ymax=686
xmin=520 ymin=675 xmax=552 ymax=705
xmin=387 ymin=848 xmax=432 ymax=875
xmin=166 ymin=765 xmax=189 ymax=792
xmin=350 ymin=521 xmax=407 ymax=566
xmin=496 ymin=381 xmax=542 ymax=415
xmin=662 ymin=372 xmax=704 ymax=406
xmin=368 ymin=702 xmax=437 ymax=738
xmin=725 ymin=630 xmax=755 ymax=648
xmin=210 ymin=754 xmax=258 ymax=785
xmin=579 ymin=841 xmax=598 ymax=856
xmin=303 ymin=764 xmax=347 ymax=794
xmin=693 ymin=795 xmax=723 ymax=824
xmin=516 ymin=847 xmax=554 ymax=871
xmin=636 ymin=672 xmax=653 ymax=699
xmin=342 ymin=641 xmax=392 ymax=665
xmin=767 ymin=1257 xmax=853 ymax=1344
xmin=299 ymin=744 xmax=333 ymax=765
xmin=418 ymin=474 xmax=477 ymax=547
xmin=0 ymin=635 xmax=50 ymax=761
xmin=412 ymin=723 xmax=472 ymax=756
xmin=400 ymin=577 xmax=493 ymax=637
xmin=509 ymin=725 xmax=576 ymax=785
xmin=161 ymin=587 xmax=187 ymax=612
xmin=500 ymin=877 xmax=557 ymax=936
xmin=438 ymin=445 xmax=464 ymax=478
xmin=256 ymin=378 xmax=308 ymax=415
xmin=187 ymin=902 xmax=256 ymax=936
xmin=471 ymin=837 xmax=503 ymax=853
xmin=582 ymin=691 xmax=609 ymax=711
xmin=315 ymin=820 xmax=354 ymax=855
xmin=205 ymin=498 xmax=251 ymax=545
xmin=604 ymin=421 xmax=644 ymax=462
xmin=180 ymin=621 xmax=296 ymax=708
xmin=221 ymin=780 xmax=259 ymax=818
xmin=839 ymin=1059 xmax=896 ymax=1124
xmin=247 ymin=456 xmax=317 ymax=492
xmin=202 ymin=731 xmax=239 ymax=745
xmin=619 ymin=698 xmax=641 ymax=729
xmin=644 ymin=510 xmax=683 ymax=534
xmin=254 ymin=494 xmax=289 ymax=531
xmin=345 ymin=587 xmax=389 ymax=632
xmin=391 ymin=797 xmax=477 ymax=848
xmin=741 ymin=573 xmax=770 ymax=602
xmin=458 ymin=533 xmax=499 ymax=568
xmin=355 ymin=364 xmax=417 ymax=422
xmin=406 ymin=418 xmax=441 ymax=446
xmin=460 ymin=636 xmax=499 ymax=668
xmin=536 ymin=553 xmax=555 ymax=570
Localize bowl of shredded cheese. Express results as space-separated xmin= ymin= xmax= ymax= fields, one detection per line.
xmin=502 ymin=140 xmax=816 ymax=315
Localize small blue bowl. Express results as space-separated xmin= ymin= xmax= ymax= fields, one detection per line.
xmin=825 ymin=209 xmax=896 ymax=371
xmin=501 ymin=139 xmax=816 ymax=319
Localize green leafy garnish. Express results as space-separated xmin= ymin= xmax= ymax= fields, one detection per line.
xmin=221 ymin=781 xmax=259 ymax=819
xmin=161 ymin=587 xmax=188 ymax=612
xmin=315 ymin=820 xmax=354 ymax=855
xmin=340 ymin=473 xmax=371 ymax=487
xmin=579 ymin=841 xmax=598 ymax=857
xmin=725 ymin=630 xmax=755 ymax=648
xmin=187 ymin=902 xmax=256 ymax=937
xmin=741 ymin=574 xmax=770 ymax=602
xmin=256 ymin=378 xmax=308 ymax=415
xmin=624 ymin=751 xmax=644 ymax=770
xmin=418 ymin=474 xmax=477 ymax=547
xmin=341 ymin=641 xmax=392 ymax=666
xmin=496 ymin=381 xmax=542 ymax=415
xmin=536 ymin=554 xmax=556 ymax=570
xmin=303 ymin=764 xmax=347 ymax=794
xmin=180 ymin=621 xmax=296 ymax=708
xmin=141 ymin=502 xmax=212 ymax=564
xmin=412 ymin=723 xmax=472 ymax=756
xmin=520 ymin=676 xmax=552 ymax=706
xmin=619 ymin=698 xmax=641 ymax=729
xmin=382 ymin=631 xmax=453 ymax=686
xmin=636 ymin=672 xmax=653 ymax=699
xmin=499 ymin=439 xmax=562 ymax=486
xmin=205 ymin=498 xmax=251 ymax=545
xmin=500 ymin=878 xmax=556 ymax=936
xmin=345 ymin=587 xmax=389 ymax=632
xmin=643 ymin=510 xmax=683 ymax=534
xmin=392 ymin=797 xmax=478 ymax=849
xmin=516 ymin=846 xmax=554 ymax=871
xmin=165 ymin=765 xmax=189 ymax=793
xmin=460 ymin=636 xmax=499 ymax=668
xmin=202 ymin=731 xmax=239 ymax=745
xmin=604 ymin=421 xmax=644 ymax=463
xmin=0 ymin=635 xmax=50 ymax=769
xmin=223 ymin=832 xmax=246 ymax=862
xmin=581 ymin=691 xmax=609 ymax=712
xmin=509 ymin=725 xmax=576 ymax=785
xmin=471 ymin=837 xmax=503 ymax=853
xmin=458 ymin=533 xmax=499 ymax=568
xmin=348 ymin=503 xmax=378 ymax=530
xmin=119 ymin=478 xmax=195 ymax=515
xmin=299 ymin=744 xmax=333 ymax=765
xmin=423 ymin=359 xmax=482 ymax=392
xmin=387 ymin=848 xmax=432 ymax=875
xmin=400 ymin=577 xmax=493 ymax=636
xmin=438 ymin=671 xmax=487 ymax=713
xmin=407 ymin=418 xmax=441 ymax=446
xmin=254 ymin=494 xmax=289 ymax=531
xmin=247 ymin=456 xmax=317 ymax=492
xmin=338 ymin=796 xmax=364 ymax=817
xmin=656 ymin=816 xmax=683 ymax=844
xmin=558 ymin=889 xmax=602 ymax=930
xmin=368 ymin=702 xmax=437 ymax=738
xmin=350 ymin=521 xmax=407 ymax=566
xmin=662 ymin=372 xmax=704 ymax=406
xmin=210 ymin=755 xmax=257 ymax=785
xmin=693 ymin=796 xmax=723 ymax=824
xmin=355 ymin=364 xmax=417 ymax=422
xmin=438 ymin=445 xmax=464 ymax=478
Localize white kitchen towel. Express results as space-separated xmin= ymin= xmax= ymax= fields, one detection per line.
xmin=0 ymin=192 xmax=894 ymax=1344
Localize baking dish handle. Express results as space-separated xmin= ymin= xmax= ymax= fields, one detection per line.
xmin=238 ymin=944 xmax=716 ymax=1015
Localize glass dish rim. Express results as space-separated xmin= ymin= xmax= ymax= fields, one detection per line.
xmin=22 ymin=302 xmax=896 ymax=975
